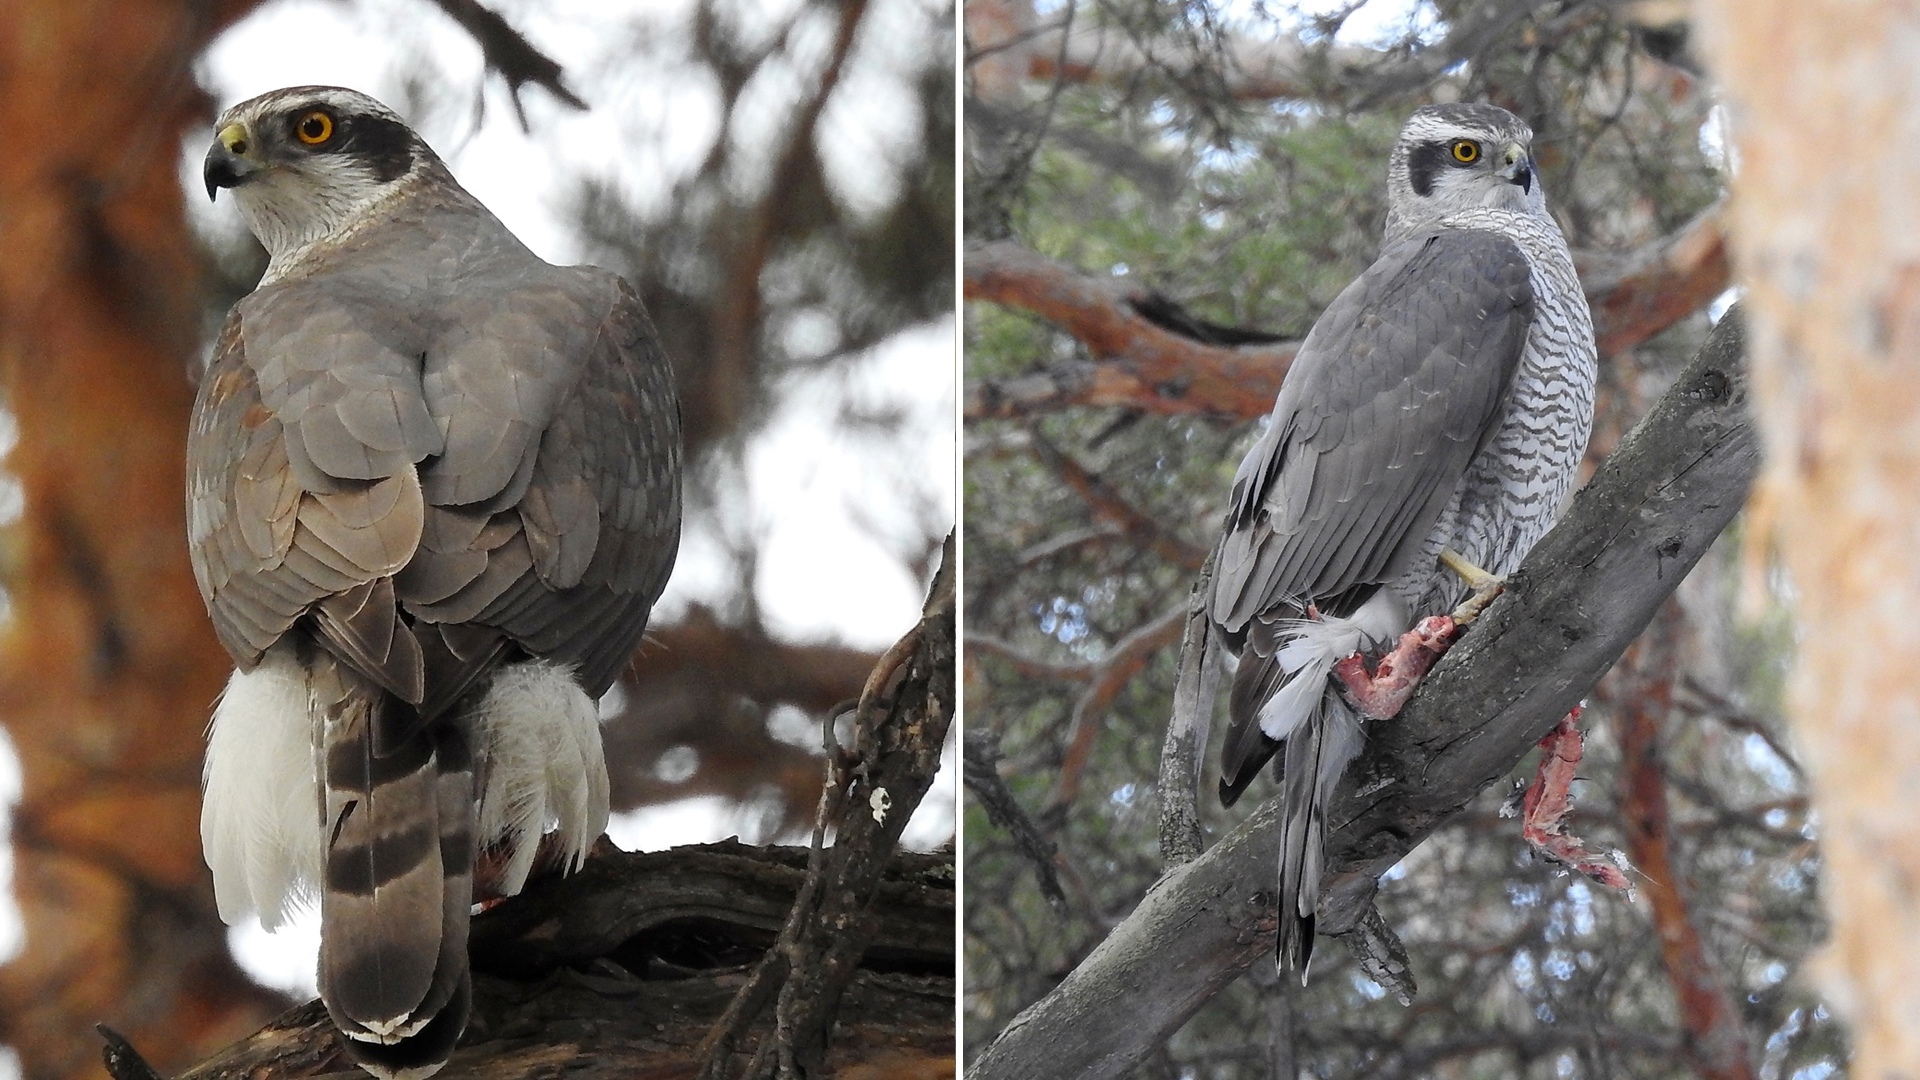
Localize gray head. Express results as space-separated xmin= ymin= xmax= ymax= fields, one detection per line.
xmin=1384 ymin=103 xmax=1545 ymax=241
xmin=203 ymin=86 xmax=446 ymax=274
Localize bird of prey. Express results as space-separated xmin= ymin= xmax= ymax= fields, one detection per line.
xmin=1209 ymin=103 xmax=1598 ymax=979
xmin=192 ymin=86 xmax=681 ymax=1078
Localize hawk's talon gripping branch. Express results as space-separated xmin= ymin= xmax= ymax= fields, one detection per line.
xmin=1517 ymin=708 xmax=1636 ymax=893
xmin=1439 ymin=547 xmax=1506 ymax=624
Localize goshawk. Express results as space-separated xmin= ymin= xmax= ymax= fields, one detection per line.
xmin=192 ymin=86 xmax=681 ymax=1077
xmin=1209 ymin=103 xmax=1597 ymax=979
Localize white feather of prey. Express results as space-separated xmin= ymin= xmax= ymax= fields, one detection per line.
xmin=472 ymin=660 xmax=610 ymax=898
xmin=201 ymin=649 xmax=321 ymax=930
xmin=1259 ymin=590 xmax=1406 ymax=742
xmin=202 ymin=655 xmax=610 ymax=929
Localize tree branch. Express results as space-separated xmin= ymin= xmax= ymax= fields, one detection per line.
xmin=1613 ymin=616 xmax=1759 ymax=1080
xmin=965 ymin=312 xmax=1757 ymax=1080
xmin=428 ymin=0 xmax=588 ymax=121
xmin=701 ymin=532 xmax=956 ymax=1078
xmin=1027 ymin=431 xmax=1208 ymax=570
xmin=1047 ymin=604 xmax=1186 ymax=816
xmin=966 ymin=240 xmax=1297 ymax=420
xmin=163 ymin=842 xmax=953 ymax=1079
xmin=965 ymin=207 xmax=1730 ymax=421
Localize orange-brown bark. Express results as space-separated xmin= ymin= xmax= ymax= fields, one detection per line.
xmin=966 ymin=241 xmax=1297 ymax=420
xmin=1582 ymin=204 xmax=1731 ymax=359
xmin=1691 ymin=6 xmax=1920 ymax=1071
xmin=966 ymin=213 xmax=1730 ymax=421
xmin=1613 ymin=626 xmax=1756 ymax=1080
xmin=0 ymin=0 xmax=283 ymax=1076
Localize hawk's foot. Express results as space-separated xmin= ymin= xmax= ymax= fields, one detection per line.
xmin=1439 ymin=548 xmax=1505 ymax=625
xmin=1515 ymin=708 xmax=1635 ymax=893
xmin=1333 ymin=615 xmax=1460 ymax=720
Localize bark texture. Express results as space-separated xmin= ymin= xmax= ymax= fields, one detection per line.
xmin=965 ymin=312 xmax=1757 ymax=1080
xmin=154 ymin=843 xmax=954 ymax=1080
xmin=0 ymin=2 xmax=282 ymax=1077
xmin=1690 ymin=5 xmax=1920 ymax=1072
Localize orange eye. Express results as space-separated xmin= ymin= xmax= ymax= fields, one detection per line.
xmin=294 ymin=111 xmax=334 ymax=145
xmin=1450 ymin=139 xmax=1480 ymax=164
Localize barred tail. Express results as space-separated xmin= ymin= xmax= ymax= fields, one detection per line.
xmin=313 ymin=661 xmax=475 ymax=1080
xmin=1274 ymin=690 xmax=1361 ymax=981
xmin=1220 ymin=615 xmax=1370 ymax=982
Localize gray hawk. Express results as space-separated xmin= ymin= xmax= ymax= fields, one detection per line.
xmin=192 ymin=86 xmax=681 ymax=1078
xmin=1209 ymin=103 xmax=1598 ymax=980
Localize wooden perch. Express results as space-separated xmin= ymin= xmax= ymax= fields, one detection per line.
xmin=151 ymin=537 xmax=957 ymax=1080
xmin=964 ymin=205 xmax=1730 ymax=421
xmin=151 ymin=843 xmax=952 ymax=1079
xmin=965 ymin=312 xmax=1757 ymax=1080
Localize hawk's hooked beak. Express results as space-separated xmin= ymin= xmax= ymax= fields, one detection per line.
xmin=203 ymin=123 xmax=261 ymax=201
xmin=1498 ymin=142 xmax=1533 ymax=195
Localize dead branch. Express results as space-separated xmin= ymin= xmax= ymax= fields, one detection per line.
xmin=963 ymin=728 xmax=1067 ymax=907
xmin=965 ymin=209 xmax=1730 ymax=421
xmin=159 ymin=842 xmax=953 ymax=1079
xmin=965 ymin=312 xmax=1756 ymax=1080
xmin=701 ymin=533 xmax=956 ymax=1079
xmin=1155 ymin=553 xmax=1219 ymax=868
xmin=429 ymin=0 xmax=588 ymax=120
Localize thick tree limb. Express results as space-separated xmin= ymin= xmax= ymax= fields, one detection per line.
xmin=965 ymin=208 xmax=1730 ymax=421
xmin=162 ymin=843 xmax=953 ymax=1079
xmin=966 ymin=240 xmax=1298 ymax=420
xmin=965 ymin=313 xmax=1757 ymax=1080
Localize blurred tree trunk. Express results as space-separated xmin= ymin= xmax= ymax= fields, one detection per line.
xmin=0 ymin=1 xmax=283 ymax=1077
xmin=1693 ymin=3 xmax=1920 ymax=1073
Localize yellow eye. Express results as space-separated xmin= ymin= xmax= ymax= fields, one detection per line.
xmin=294 ymin=111 xmax=334 ymax=146
xmin=1450 ymin=140 xmax=1480 ymax=164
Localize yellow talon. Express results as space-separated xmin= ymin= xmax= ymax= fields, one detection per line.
xmin=1440 ymin=548 xmax=1505 ymax=624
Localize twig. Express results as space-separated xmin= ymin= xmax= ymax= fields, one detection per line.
xmin=1027 ymin=430 xmax=1208 ymax=570
xmin=1047 ymin=604 xmax=1187 ymax=816
xmin=429 ymin=0 xmax=588 ymax=126
xmin=97 ymin=1027 xmax=162 ymax=1080
xmin=963 ymin=728 xmax=1067 ymax=907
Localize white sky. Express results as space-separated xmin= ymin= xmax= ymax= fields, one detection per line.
xmin=0 ymin=0 xmax=955 ymax=1014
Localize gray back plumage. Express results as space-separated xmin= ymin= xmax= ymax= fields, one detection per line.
xmin=1209 ymin=104 xmax=1595 ymax=978
xmin=189 ymin=94 xmax=680 ymax=1074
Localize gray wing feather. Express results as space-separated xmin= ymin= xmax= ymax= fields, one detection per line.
xmin=189 ymin=267 xmax=681 ymax=709
xmin=1210 ymin=228 xmax=1534 ymax=633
